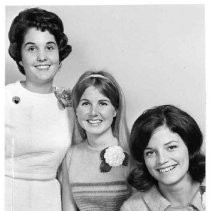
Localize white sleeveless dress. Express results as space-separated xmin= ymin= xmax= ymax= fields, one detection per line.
xmin=5 ymin=81 xmax=73 ymax=211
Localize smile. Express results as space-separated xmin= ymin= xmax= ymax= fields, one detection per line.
xmin=35 ymin=65 xmax=50 ymax=70
xmin=158 ymin=165 xmax=177 ymax=173
xmin=87 ymin=119 xmax=103 ymax=125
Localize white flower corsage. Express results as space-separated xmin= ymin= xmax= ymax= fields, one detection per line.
xmin=54 ymin=87 xmax=72 ymax=108
xmin=100 ymin=146 xmax=129 ymax=173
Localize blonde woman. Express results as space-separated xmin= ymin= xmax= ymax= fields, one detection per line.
xmin=62 ymin=70 xmax=132 ymax=211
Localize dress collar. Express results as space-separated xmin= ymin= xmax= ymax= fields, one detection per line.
xmin=142 ymin=184 xmax=205 ymax=211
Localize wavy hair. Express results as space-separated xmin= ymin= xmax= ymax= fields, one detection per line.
xmin=128 ymin=104 xmax=205 ymax=191
xmin=8 ymin=7 xmax=72 ymax=75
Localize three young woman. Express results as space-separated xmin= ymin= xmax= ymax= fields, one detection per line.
xmin=6 ymin=7 xmax=206 ymax=211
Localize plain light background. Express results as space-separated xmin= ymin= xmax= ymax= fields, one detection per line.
xmin=5 ymin=5 xmax=205 ymax=136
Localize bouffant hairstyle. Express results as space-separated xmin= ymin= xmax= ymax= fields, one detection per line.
xmin=8 ymin=7 xmax=72 ymax=75
xmin=128 ymin=104 xmax=205 ymax=191
xmin=71 ymin=70 xmax=130 ymax=153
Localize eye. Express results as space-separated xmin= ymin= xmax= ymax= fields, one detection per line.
xmin=168 ymin=145 xmax=177 ymax=151
xmin=46 ymin=45 xmax=55 ymax=51
xmin=27 ymin=46 xmax=36 ymax=52
xmin=144 ymin=150 xmax=155 ymax=158
xmin=99 ymin=101 xmax=108 ymax=106
xmin=81 ymin=101 xmax=90 ymax=106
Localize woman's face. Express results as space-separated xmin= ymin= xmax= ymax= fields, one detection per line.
xmin=20 ymin=27 xmax=60 ymax=85
xmin=76 ymin=86 xmax=117 ymax=138
xmin=144 ymin=125 xmax=190 ymax=187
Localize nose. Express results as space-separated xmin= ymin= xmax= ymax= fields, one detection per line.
xmin=90 ymin=104 xmax=99 ymax=116
xmin=37 ymin=49 xmax=47 ymax=62
xmin=157 ymin=151 xmax=168 ymax=165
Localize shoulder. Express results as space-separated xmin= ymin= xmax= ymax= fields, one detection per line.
xmin=65 ymin=142 xmax=88 ymax=170
xmin=5 ymin=82 xmax=21 ymax=102
xmin=70 ymin=142 xmax=87 ymax=154
xmin=121 ymin=192 xmax=148 ymax=211
xmin=5 ymin=81 xmax=19 ymax=92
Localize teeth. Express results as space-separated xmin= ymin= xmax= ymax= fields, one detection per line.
xmin=88 ymin=120 xmax=102 ymax=124
xmin=159 ymin=166 xmax=176 ymax=173
xmin=36 ymin=65 xmax=50 ymax=70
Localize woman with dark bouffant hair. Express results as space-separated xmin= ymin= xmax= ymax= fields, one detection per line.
xmin=5 ymin=7 xmax=72 ymax=211
xmin=121 ymin=105 xmax=205 ymax=211
xmin=8 ymin=7 xmax=71 ymax=75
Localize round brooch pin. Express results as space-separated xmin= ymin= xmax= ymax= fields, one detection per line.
xmin=12 ymin=96 xmax=20 ymax=104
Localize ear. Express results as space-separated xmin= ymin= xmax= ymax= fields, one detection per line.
xmin=19 ymin=61 xmax=23 ymax=66
xmin=113 ymin=110 xmax=117 ymax=117
xmin=75 ymin=109 xmax=79 ymax=117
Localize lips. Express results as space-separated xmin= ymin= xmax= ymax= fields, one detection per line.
xmin=87 ymin=119 xmax=103 ymax=125
xmin=157 ymin=164 xmax=177 ymax=173
xmin=35 ymin=64 xmax=51 ymax=70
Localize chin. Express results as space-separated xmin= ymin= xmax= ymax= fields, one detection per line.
xmin=159 ymin=177 xmax=183 ymax=186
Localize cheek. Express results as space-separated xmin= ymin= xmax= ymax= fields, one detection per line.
xmin=144 ymin=158 xmax=155 ymax=171
xmin=76 ymin=108 xmax=88 ymax=120
xmin=21 ymin=53 xmax=34 ymax=65
xmin=102 ymin=107 xmax=116 ymax=118
xmin=50 ymin=52 xmax=60 ymax=63
xmin=180 ymin=150 xmax=190 ymax=168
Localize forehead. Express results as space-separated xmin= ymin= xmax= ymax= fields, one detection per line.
xmin=80 ymin=86 xmax=109 ymax=100
xmin=147 ymin=125 xmax=184 ymax=147
xmin=23 ymin=27 xmax=56 ymax=44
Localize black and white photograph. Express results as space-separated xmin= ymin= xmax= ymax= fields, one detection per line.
xmin=3 ymin=3 xmax=207 ymax=211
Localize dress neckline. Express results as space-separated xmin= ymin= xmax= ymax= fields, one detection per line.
xmin=18 ymin=81 xmax=55 ymax=98
xmin=85 ymin=139 xmax=119 ymax=152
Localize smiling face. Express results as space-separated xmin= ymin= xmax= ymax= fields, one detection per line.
xmin=76 ymin=86 xmax=117 ymax=138
xmin=144 ymin=125 xmax=190 ymax=188
xmin=20 ymin=27 xmax=60 ymax=86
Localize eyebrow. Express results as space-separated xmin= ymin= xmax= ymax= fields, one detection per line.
xmin=164 ymin=140 xmax=178 ymax=145
xmin=23 ymin=41 xmax=56 ymax=48
xmin=145 ymin=140 xmax=178 ymax=150
xmin=98 ymin=99 xmax=110 ymax=102
xmin=79 ymin=99 xmax=110 ymax=102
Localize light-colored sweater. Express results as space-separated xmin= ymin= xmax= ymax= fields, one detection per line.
xmin=121 ymin=185 xmax=206 ymax=211
xmin=67 ymin=142 xmax=132 ymax=211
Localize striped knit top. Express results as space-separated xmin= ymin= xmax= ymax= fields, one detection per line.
xmin=66 ymin=142 xmax=132 ymax=211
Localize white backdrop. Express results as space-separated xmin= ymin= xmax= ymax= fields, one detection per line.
xmin=5 ymin=5 xmax=205 ymax=136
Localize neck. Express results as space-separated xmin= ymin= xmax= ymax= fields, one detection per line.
xmin=158 ymin=175 xmax=200 ymax=207
xmin=22 ymin=80 xmax=54 ymax=94
xmin=86 ymin=129 xmax=118 ymax=150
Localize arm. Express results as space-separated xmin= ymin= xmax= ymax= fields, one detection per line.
xmin=61 ymin=153 xmax=78 ymax=211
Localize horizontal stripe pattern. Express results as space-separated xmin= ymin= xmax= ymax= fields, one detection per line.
xmin=72 ymin=181 xmax=131 ymax=211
